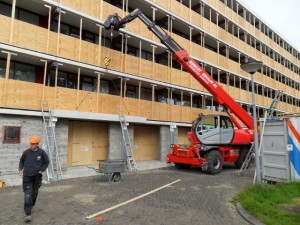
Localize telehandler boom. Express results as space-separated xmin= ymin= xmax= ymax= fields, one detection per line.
xmin=104 ymin=8 xmax=257 ymax=174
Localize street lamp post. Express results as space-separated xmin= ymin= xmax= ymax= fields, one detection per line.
xmin=240 ymin=60 xmax=263 ymax=183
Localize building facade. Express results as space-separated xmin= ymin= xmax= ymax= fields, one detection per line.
xmin=0 ymin=0 xmax=299 ymax=185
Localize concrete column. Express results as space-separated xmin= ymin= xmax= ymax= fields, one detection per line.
xmin=108 ymin=122 xmax=122 ymax=160
xmin=108 ymin=122 xmax=134 ymax=160
xmin=159 ymin=126 xmax=177 ymax=161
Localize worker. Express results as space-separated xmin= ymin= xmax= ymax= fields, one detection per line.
xmin=19 ymin=136 xmax=49 ymax=222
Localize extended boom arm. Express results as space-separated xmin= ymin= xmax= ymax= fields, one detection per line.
xmin=104 ymin=9 xmax=254 ymax=130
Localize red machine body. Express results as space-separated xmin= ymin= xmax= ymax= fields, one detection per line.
xmin=104 ymin=8 xmax=255 ymax=174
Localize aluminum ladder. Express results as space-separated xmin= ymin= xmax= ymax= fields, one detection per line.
xmin=119 ymin=114 xmax=137 ymax=172
xmin=41 ymin=101 xmax=62 ymax=181
xmin=266 ymin=90 xmax=283 ymax=117
xmin=238 ymin=90 xmax=283 ymax=176
xmin=238 ymin=145 xmax=254 ymax=176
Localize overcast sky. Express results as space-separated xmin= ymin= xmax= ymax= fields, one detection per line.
xmin=240 ymin=0 xmax=300 ymax=51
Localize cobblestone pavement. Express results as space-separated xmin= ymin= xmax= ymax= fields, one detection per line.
xmin=0 ymin=165 xmax=254 ymax=225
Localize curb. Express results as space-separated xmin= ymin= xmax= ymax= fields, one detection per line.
xmin=236 ymin=202 xmax=265 ymax=225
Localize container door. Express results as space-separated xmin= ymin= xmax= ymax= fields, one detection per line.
xmin=261 ymin=119 xmax=291 ymax=182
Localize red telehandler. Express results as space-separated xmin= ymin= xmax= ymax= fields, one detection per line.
xmin=104 ymin=8 xmax=256 ymax=174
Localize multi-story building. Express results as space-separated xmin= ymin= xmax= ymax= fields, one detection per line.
xmin=1 ymin=0 xmax=299 ymax=185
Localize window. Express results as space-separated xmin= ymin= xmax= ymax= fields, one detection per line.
xmin=17 ymin=9 xmax=39 ymax=26
xmin=81 ymin=76 xmax=96 ymax=92
xmin=10 ymin=62 xmax=36 ymax=82
xmin=0 ymin=59 xmax=6 ymax=78
xmin=100 ymin=80 xmax=109 ymax=94
xmin=3 ymin=126 xmax=21 ymax=143
xmin=0 ymin=2 xmax=11 ymax=17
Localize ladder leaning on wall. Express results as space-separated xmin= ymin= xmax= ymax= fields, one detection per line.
xmin=238 ymin=90 xmax=283 ymax=176
xmin=119 ymin=107 xmax=137 ymax=172
xmin=41 ymin=101 xmax=62 ymax=181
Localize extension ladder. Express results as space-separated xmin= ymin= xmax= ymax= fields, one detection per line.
xmin=238 ymin=145 xmax=254 ymax=176
xmin=266 ymin=90 xmax=283 ymax=117
xmin=119 ymin=114 xmax=137 ymax=172
xmin=41 ymin=101 xmax=62 ymax=181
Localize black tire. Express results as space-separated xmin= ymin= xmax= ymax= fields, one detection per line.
xmin=234 ymin=148 xmax=249 ymax=169
xmin=203 ymin=151 xmax=223 ymax=174
xmin=111 ymin=172 xmax=121 ymax=182
xmin=174 ymin=163 xmax=191 ymax=170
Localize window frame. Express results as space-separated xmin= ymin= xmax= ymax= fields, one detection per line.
xmin=2 ymin=126 xmax=21 ymax=143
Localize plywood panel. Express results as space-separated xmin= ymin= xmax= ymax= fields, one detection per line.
xmin=170 ymin=68 xmax=181 ymax=86
xmin=0 ymin=78 xmax=5 ymax=106
xmin=76 ymin=90 xmax=97 ymax=112
xmin=123 ymin=97 xmax=139 ymax=116
xmin=154 ymin=64 xmax=169 ymax=82
xmin=106 ymin=50 xmax=122 ymax=71
xmin=190 ymin=42 xmax=202 ymax=59
xmin=59 ymin=34 xmax=79 ymax=60
xmin=177 ymin=127 xmax=191 ymax=144
xmin=134 ymin=125 xmax=158 ymax=160
xmin=101 ymin=94 xmax=120 ymax=114
xmin=172 ymin=33 xmax=189 ymax=52
xmin=181 ymin=107 xmax=191 ymax=123
xmin=0 ymin=15 xmax=11 ymax=44
xmin=3 ymin=80 xmax=42 ymax=110
xmin=152 ymin=102 xmax=168 ymax=121
xmin=56 ymin=87 xmax=76 ymax=110
xmin=13 ymin=20 xmax=48 ymax=53
xmin=125 ymin=55 xmax=139 ymax=75
xmin=140 ymin=59 xmax=153 ymax=79
xmin=101 ymin=2 xmax=123 ymax=21
xmin=156 ymin=0 xmax=170 ymax=10
xmin=43 ymin=86 xmax=56 ymax=108
xmin=181 ymin=5 xmax=190 ymax=20
xmin=139 ymin=100 xmax=152 ymax=118
xmin=68 ymin=121 xmax=108 ymax=166
xmin=191 ymin=11 xmax=201 ymax=28
xmin=80 ymin=0 xmax=100 ymax=18
xmin=81 ymin=42 xmax=99 ymax=66
xmin=181 ymin=71 xmax=191 ymax=88
xmin=48 ymin=32 xmax=58 ymax=55
xmin=170 ymin=105 xmax=181 ymax=122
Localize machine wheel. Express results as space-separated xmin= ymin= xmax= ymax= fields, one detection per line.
xmin=234 ymin=148 xmax=249 ymax=169
xmin=110 ymin=172 xmax=121 ymax=182
xmin=203 ymin=151 xmax=223 ymax=174
xmin=174 ymin=163 xmax=191 ymax=170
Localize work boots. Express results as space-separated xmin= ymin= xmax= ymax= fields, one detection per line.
xmin=24 ymin=215 xmax=32 ymax=222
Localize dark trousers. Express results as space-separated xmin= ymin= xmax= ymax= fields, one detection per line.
xmin=22 ymin=174 xmax=42 ymax=216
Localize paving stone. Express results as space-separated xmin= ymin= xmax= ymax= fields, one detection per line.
xmin=0 ymin=165 xmax=254 ymax=225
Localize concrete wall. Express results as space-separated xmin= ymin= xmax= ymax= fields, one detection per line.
xmin=0 ymin=115 xmax=69 ymax=186
xmin=0 ymin=114 xmax=43 ymax=185
xmin=53 ymin=119 xmax=69 ymax=171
